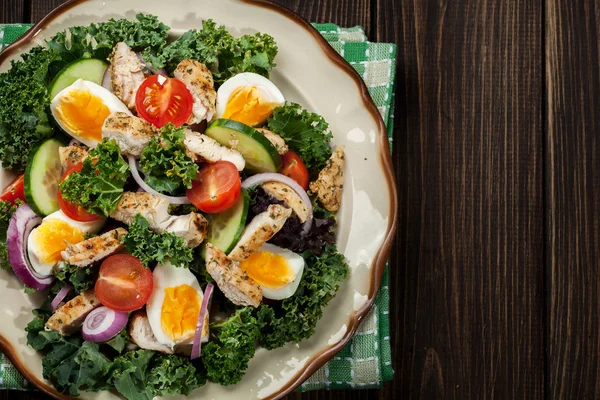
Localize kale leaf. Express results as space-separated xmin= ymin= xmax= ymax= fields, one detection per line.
xmin=266 ymin=103 xmax=333 ymax=172
xmin=153 ymin=19 xmax=278 ymax=85
xmin=0 ymin=200 xmax=22 ymax=270
xmin=257 ymin=244 xmax=349 ymax=349
xmin=55 ymin=262 xmax=96 ymax=293
xmin=59 ymin=139 xmax=130 ymax=217
xmin=121 ymin=214 xmax=193 ymax=267
xmin=139 ymin=124 xmax=198 ymax=194
xmin=201 ymin=307 xmax=260 ymax=386
xmin=0 ymin=47 xmax=59 ymax=171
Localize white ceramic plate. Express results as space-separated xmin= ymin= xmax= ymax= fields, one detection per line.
xmin=0 ymin=1 xmax=397 ymax=398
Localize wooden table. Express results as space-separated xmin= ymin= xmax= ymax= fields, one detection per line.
xmin=1 ymin=0 xmax=596 ymax=399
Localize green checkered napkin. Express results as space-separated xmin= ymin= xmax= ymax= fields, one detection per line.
xmin=0 ymin=22 xmax=396 ymax=391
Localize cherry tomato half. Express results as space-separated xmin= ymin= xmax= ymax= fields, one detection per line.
xmin=0 ymin=174 xmax=25 ymax=204
xmin=135 ymin=74 xmax=194 ymax=128
xmin=57 ymin=163 xmax=103 ymax=222
xmin=280 ymin=151 xmax=309 ymax=190
xmin=186 ymin=161 xmax=241 ymax=213
xmin=94 ymin=254 xmax=154 ymax=312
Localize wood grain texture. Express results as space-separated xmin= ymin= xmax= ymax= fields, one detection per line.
xmin=390 ymin=0 xmax=544 ymax=398
xmin=0 ymin=0 xmax=25 ymax=23
xmin=546 ymin=0 xmax=600 ymax=398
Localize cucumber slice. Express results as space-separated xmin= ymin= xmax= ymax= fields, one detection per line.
xmin=205 ymin=119 xmax=282 ymax=173
xmin=49 ymin=59 xmax=108 ymax=100
xmin=205 ymin=190 xmax=250 ymax=254
xmin=25 ymin=139 xmax=64 ymax=216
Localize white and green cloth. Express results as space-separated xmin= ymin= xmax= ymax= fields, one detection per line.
xmin=0 ymin=22 xmax=396 ymax=391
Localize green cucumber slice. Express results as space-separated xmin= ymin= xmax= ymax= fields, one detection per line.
xmin=205 ymin=119 xmax=282 ymax=173
xmin=205 ymin=189 xmax=250 ymax=254
xmin=24 ymin=139 xmax=64 ymax=216
xmin=49 ymin=59 xmax=108 ymax=100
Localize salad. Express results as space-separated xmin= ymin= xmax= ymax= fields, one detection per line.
xmin=0 ymin=13 xmax=348 ymax=399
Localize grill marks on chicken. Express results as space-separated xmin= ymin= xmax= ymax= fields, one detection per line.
xmin=174 ymin=60 xmax=217 ymax=124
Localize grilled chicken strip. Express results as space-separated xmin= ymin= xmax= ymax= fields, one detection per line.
xmin=205 ymin=243 xmax=262 ymax=307
xmin=184 ymin=129 xmax=245 ymax=171
xmin=61 ymin=228 xmax=127 ymax=267
xmin=174 ymin=60 xmax=217 ymax=124
xmin=102 ymin=112 xmax=159 ymax=157
xmin=46 ymin=290 xmax=101 ymax=335
xmin=59 ymin=144 xmax=89 ymax=170
xmin=309 ymin=146 xmax=345 ymax=212
xmin=109 ymin=42 xmax=145 ymax=111
xmin=255 ymin=128 xmax=288 ymax=155
xmin=110 ymin=192 xmax=208 ymax=247
xmin=129 ymin=310 xmax=174 ymax=354
xmin=228 ymin=204 xmax=292 ymax=261
xmin=261 ymin=182 xmax=310 ymax=223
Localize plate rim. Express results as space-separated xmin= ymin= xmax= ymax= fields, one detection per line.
xmin=0 ymin=1 xmax=398 ymax=398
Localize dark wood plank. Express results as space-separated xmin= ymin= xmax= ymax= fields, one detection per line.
xmin=388 ymin=0 xmax=545 ymax=398
xmin=546 ymin=0 xmax=600 ymax=398
xmin=0 ymin=0 xmax=25 ymax=23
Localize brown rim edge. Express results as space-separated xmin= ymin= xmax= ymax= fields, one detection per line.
xmin=0 ymin=1 xmax=399 ymax=399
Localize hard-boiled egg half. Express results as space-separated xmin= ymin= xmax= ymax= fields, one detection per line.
xmin=146 ymin=262 xmax=209 ymax=349
xmin=27 ymin=210 xmax=105 ymax=276
xmin=50 ymin=79 xmax=131 ymax=147
xmin=216 ymin=72 xmax=285 ymax=126
xmin=239 ymin=243 xmax=304 ymax=300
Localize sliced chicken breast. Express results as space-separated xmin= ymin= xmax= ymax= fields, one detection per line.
xmin=205 ymin=243 xmax=262 ymax=307
xmin=162 ymin=212 xmax=208 ymax=249
xmin=256 ymin=128 xmax=288 ymax=155
xmin=183 ymin=129 xmax=245 ymax=171
xmin=61 ymin=228 xmax=127 ymax=267
xmin=261 ymin=182 xmax=310 ymax=223
xmin=102 ymin=112 xmax=159 ymax=157
xmin=59 ymin=145 xmax=89 ymax=170
xmin=109 ymin=42 xmax=145 ymax=111
xmin=129 ymin=310 xmax=174 ymax=354
xmin=45 ymin=290 xmax=101 ymax=335
xmin=309 ymin=146 xmax=345 ymax=212
xmin=174 ymin=60 xmax=217 ymax=124
xmin=228 ymin=204 xmax=292 ymax=261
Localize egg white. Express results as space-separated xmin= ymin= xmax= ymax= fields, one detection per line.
xmin=27 ymin=210 xmax=105 ymax=276
xmin=216 ymin=72 xmax=285 ymax=121
xmin=250 ymin=243 xmax=305 ymax=300
xmin=50 ymin=79 xmax=132 ymax=147
xmin=146 ymin=262 xmax=209 ymax=348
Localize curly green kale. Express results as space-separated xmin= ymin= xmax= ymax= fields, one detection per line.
xmin=46 ymin=13 xmax=170 ymax=66
xmin=266 ymin=103 xmax=333 ymax=172
xmin=121 ymin=214 xmax=193 ymax=267
xmin=0 ymin=199 xmax=21 ymax=270
xmin=201 ymin=307 xmax=260 ymax=386
xmin=257 ymin=244 xmax=349 ymax=349
xmin=59 ymin=139 xmax=130 ymax=217
xmin=55 ymin=262 xmax=96 ymax=293
xmin=0 ymin=47 xmax=59 ymax=171
xmin=139 ymin=124 xmax=198 ymax=194
xmin=153 ymin=19 xmax=278 ymax=85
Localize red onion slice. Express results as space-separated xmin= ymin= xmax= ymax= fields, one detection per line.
xmin=101 ymin=67 xmax=112 ymax=91
xmin=128 ymin=156 xmax=191 ymax=205
xmin=191 ymin=283 xmax=214 ymax=360
xmin=50 ymin=285 xmax=72 ymax=311
xmin=241 ymin=173 xmax=313 ymax=235
xmin=82 ymin=306 xmax=129 ymax=342
xmin=7 ymin=204 xmax=53 ymax=290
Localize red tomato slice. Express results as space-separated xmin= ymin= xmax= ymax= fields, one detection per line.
xmin=0 ymin=174 xmax=25 ymax=204
xmin=135 ymin=74 xmax=194 ymax=128
xmin=95 ymin=254 xmax=154 ymax=312
xmin=280 ymin=151 xmax=309 ymax=190
xmin=58 ymin=163 xmax=103 ymax=222
xmin=187 ymin=161 xmax=241 ymax=213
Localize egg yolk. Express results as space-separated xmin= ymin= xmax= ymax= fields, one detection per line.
xmin=30 ymin=219 xmax=85 ymax=264
xmin=54 ymin=89 xmax=110 ymax=142
xmin=161 ymin=284 xmax=201 ymax=343
xmin=240 ymin=251 xmax=293 ymax=288
xmin=222 ymin=86 xmax=279 ymax=126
